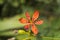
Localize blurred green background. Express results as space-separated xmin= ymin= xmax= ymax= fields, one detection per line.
xmin=0 ymin=0 xmax=60 ymax=40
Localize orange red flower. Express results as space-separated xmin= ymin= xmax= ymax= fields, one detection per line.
xmin=19 ymin=10 xmax=43 ymax=35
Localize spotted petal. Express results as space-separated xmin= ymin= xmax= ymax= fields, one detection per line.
xmin=32 ymin=10 xmax=39 ymax=21
xmin=35 ymin=20 xmax=43 ymax=25
xmin=25 ymin=11 xmax=30 ymax=20
xmin=24 ymin=25 xmax=30 ymax=30
xmin=31 ymin=24 xmax=38 ymax=35
xmin=19 ymin=18 xmax=28 ymax=24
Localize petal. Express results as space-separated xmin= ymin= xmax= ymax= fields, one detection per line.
xmin=19 ymin=18 xmax=28 ymax=24
xmin=25 ymin=11 xmax=30 ymax=20
xmin=24 ymin=25 xmax=30 ymax=30
xmin=31 ymin=24 xmax=38 ymax=35
xmin=32 ymin=10 xmax=39 ymax=21
xmin=35 ymin=20 xmax=43 ymax=25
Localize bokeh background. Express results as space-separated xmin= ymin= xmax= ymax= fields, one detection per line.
xmin=0 ymin=0 xmax=60 ymax=40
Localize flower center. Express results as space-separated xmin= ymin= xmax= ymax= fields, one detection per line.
xmin=30 ymin=20 xmax=33 ymax=24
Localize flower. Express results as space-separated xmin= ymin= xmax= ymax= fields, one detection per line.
xmin=19 ymin=10 xmax=43 ymax=35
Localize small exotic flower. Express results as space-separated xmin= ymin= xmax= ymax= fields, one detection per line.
xmin=19 ymin=10 xmax=43 ymax=35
